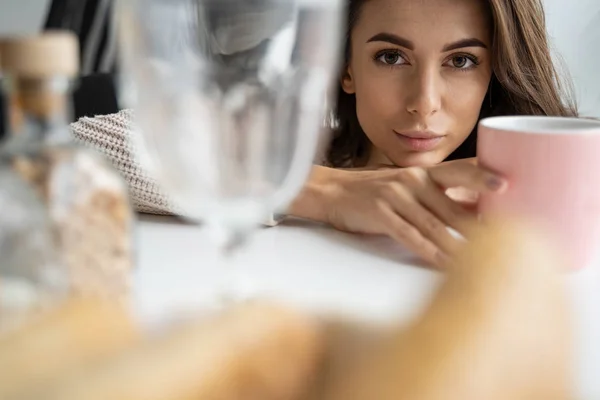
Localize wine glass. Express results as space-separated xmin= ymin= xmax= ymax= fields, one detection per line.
xmin=116 ymin=0 xmax=344 ymax=304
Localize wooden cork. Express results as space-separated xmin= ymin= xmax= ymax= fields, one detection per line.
xmin=0 ymin=31 xmax=79 ymax=126
xmin=0 ymin=31 xmax=79 ymax=78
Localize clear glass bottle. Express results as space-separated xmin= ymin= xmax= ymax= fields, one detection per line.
xmin=0 ymin=39 xmax=66 ymax=333
xmin=0 ymin=32 xmax=135 ymax=303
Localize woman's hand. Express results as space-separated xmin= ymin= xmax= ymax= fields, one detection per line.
xmin=289 ymin=160 xmax=507 ymax=267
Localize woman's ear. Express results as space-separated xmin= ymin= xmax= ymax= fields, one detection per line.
xmin=341 ymin=66 xmax=356 ymax=94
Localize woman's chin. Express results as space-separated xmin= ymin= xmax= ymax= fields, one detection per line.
xmin=390 ymin=150 xmax=448 ymax=168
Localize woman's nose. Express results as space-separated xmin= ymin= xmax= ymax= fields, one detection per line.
xmin=405 ymin=67 xmax=442 ymax=117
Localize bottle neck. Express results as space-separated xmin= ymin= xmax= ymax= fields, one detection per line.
xmin=2 ymin=75 xmax=74 ymax=145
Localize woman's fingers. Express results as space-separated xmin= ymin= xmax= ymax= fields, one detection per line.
xmin=428 ymin=160 xmax=507 ymax=193
xmin=385 ymin=185 xmax=460 ymax=256
xmin=376 ymin=201 xmax=447 ymax=267
xmin=418 ymin=185 xmax=477 ymax=237
xmin=323 ymin=162 xmax=500 ymax=267
xmin=445 ymin=187 xmax=479 ymax=211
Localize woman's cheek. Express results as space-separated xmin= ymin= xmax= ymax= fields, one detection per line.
xmin=356 ymin=73 xmax=404 ymax=129
xmin=446 ymin=77 xmax=488 ymax=129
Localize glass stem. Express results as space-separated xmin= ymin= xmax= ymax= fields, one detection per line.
xmin=208 ymin=221 xmax=253 ymax=305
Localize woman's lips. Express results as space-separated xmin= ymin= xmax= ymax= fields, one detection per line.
xmin=394 ymin=131 xmax=445 ymax=152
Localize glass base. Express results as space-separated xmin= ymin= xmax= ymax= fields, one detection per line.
xmin=216 ymin=267 xmax=261 ymax=306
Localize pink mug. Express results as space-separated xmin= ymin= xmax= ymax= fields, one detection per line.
xmin=478 ymin=116 xmax=600 ymax=270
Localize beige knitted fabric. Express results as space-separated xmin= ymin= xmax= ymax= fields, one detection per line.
xmin=70 ymin=109 xmax=178 ymax=216
xmin=70 ymin=110 xmax=283 ymax=226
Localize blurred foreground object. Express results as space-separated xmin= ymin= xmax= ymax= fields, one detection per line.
xmin=116 ymin=0 xmax=344 ymax=302
xmin=0 ymin=300 xmax=139 ymax=399
xmin=13 ymin=302 xmax=323 ymax=400
xmin=323 ymin=218 xmax=573 ymax=400
xmin=0 ymin=34 xmax=67 ymax=332
xmin=1 ymin=220 xmax=573 ymax=400
xmin=0 ymin=31 xmax=135 ymax=302
xmin=478 ymin=115 xmax=600 ymax=270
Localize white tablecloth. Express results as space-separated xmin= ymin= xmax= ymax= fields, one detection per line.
xmin=134 ymin=215 xmax=600 ymax=399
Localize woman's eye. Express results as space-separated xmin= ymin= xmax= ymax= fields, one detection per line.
xmin=447 ymin=55 xmax=476 ymax=69
xmin=377 ymin=52 xmax=405 ymax=66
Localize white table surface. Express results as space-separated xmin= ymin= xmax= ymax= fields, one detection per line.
xmin=134 ymin=215 xmax=600 ymax=400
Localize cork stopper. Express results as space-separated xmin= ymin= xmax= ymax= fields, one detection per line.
xmin=1 ymin=31 xmax=79 ymax=78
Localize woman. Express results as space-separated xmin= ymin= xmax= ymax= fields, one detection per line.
xmin=72 ymin=0 xmax=577 ymax=266
xmin=285 ymin=0 xmax=577 ymax=266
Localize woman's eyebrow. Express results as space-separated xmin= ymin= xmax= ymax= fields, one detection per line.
xmin=366 ymin=33 xmax=488 ymax=52
xmin=367 ymin=33 xmax=414 ymax=50
xmin=442 ymin=38 xmax=488 ymax=51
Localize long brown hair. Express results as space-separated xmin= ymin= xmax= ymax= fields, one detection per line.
xmin=326 ymin=0 xmax=578 ymax=168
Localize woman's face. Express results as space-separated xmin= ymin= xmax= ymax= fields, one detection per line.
xmin=342 ymin=0 xmax=493 ymax=167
